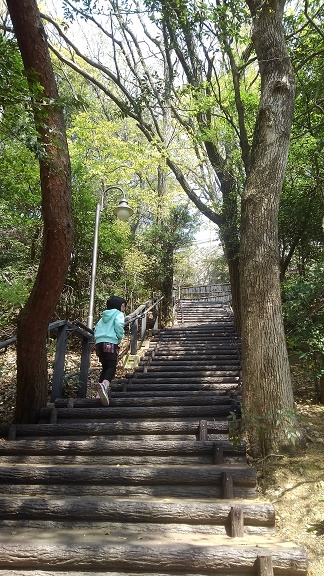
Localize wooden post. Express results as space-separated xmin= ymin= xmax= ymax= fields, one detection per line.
xmin=8 ymin=424 xmax=17 ymax=441
xmin=131 ymin=318 xmax=138 ymax=355
xmin=141 ymin=313 xmax=147 ymax=342
xmin=51 ymin=323 xmax=68 ymax=401
xmin=257 ymin=555 xmax=274 ymax=576
xmin=78 ymin=335 xmax=91 ymax=398
xmin=230 ymin=506 xmax=244 ymax=537
xmin=222 ymin=471 xmax=234 ymax=498
xmin=213 ymin=442 xmax=224 ymax=464
xmin=153 ymin=299 xmax=159 ymax=331
xmin=199 ymin=420 xmax=208 ymax=440
xmin=50 ymin=408 xmax=57 ymax=424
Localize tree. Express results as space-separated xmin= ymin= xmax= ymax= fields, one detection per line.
xmin=140 ymin=202 xmax=199 ymax=322
xmin=0 ymin=35 xmax=42 ymax=328
xmin=40 ymin=1 xmax=243 ymax=330
xmin=278 ymin=0 xmax=323 ymax=279
xmin=10 ymin=0 xmax=317 ymax=450
xmin=240 ymin=0 xmax=300 ymax=455
xmin=282 ymin=261 xmax=324 ymax=404
xmin=5 ymin=0 xmax=73 ymax=423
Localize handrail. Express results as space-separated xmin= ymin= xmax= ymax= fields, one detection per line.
xmin=124 ymin=296 xmax=163 ymax=355
xmin=0 ymin=295 xmax=164 ymax=401
xmin=73 ymin=319 xmax=94 ymax=335
xmin=74 ymin=296 xmax=164 ymax=332
xmin=124 ymin=296 xmax=164 ymax=326
xmin=124 ymin=304 xmax=147 ymax=326
xmin=0 ymin=337 xmax=17 ymax=351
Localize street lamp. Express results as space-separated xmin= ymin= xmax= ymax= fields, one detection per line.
xmin=87 ymin=186 xmax=133 ymax=329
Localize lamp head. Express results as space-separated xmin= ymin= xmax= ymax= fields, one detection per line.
xmin=113 ymin=198 xmax=134 ymax=222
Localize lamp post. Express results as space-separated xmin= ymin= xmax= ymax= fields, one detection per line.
xmin=87 ymin=186 xmax=133 ymax=329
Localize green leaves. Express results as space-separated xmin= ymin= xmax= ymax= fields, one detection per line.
xmin=282 ymin=262 xmax=324 ymax=400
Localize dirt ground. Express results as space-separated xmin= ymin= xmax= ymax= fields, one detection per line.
xmin=256 ymin=401 xmax=324 ymax=576
xmin=0 ymin=348 xmax=323 ymax=576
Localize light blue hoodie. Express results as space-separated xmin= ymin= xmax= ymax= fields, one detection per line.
xmin=94 ymin=309 xmax=125 ymax=344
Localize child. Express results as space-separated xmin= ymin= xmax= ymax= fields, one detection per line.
xmin=94 ymin=295 xmax=126 ymax=405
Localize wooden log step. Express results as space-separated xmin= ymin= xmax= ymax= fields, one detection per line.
xmin=54 ymin=395 xmax=237 ymax=408
xmin=160 ymin=325 xmax=236 ymax=331
xmin=105 ymin=399 xmax=238 ymax=410
xmin=0 ymin=440 xmax=246 ymax=465
xmin=129 ymin=377 xmax=240 ymax=384
xmin=0 ymin=463 xmax=256 ymax=488
xmin=0 ymin=572 xmax=265 ymax=576
xmin=151 ymin=344 xmax=239 ymax=349
xmin=113 ymin=382 xmax=239 ymax=392
xmin=163 ymin=326 xmax=236 ymax=332
xmin=0 ymin=453 xmax=245 ymax=467
xmin=0 ymin=518 xmax=275 ymax=537
xmin=48 ymin=405 xmax=237 ymax=421
xmin=0 ymin=536 xmax=308 ymax=575
xmin=153 ymin=327 xmax=236 ymax=332
xmin=155 ymin=342 xmax=236 ymax=350
xmin=163 ymin=331 xmax=236 ymax=335
xmin=45 ymin=405 xmax=237 ymax=421
xmin=161 ymin=324 xmax=236 ymax=329
xmin=7 ymin=420 xmax=230 ymax=438
xmin=150 ymin=352 xmax=239 ymax=359
xmin=95 ymin=398 xmax=238 ymax=410
xmin=144 ymin=358 xmax=240 ymax=366
xmin=0 ymin=438 xmax=244 ymax=457
xmin=54 ymin=392 xmax=235 ymax=407
xmin=131 ymin=375 xmax=240 ymax=383
xmin=0 ymin=497 xmax=275 ymax=530
xmin=177 ymin=321 xmax=235 ymax=326
xmin=160 ymin=325 xmax=235 ymax=332
xmin=134 ymin=370 xmax=240 ymax=378
xmin=139 ymin=366 xmax=241 ymax=373
xmin=153 ymin=346 xmax=239 ymax=360
xmin=156 ymin=337 xmax=236 ymax=344
xmin=155 ymin=337 xmax=239 ymax=344
xmin=103 ymin=397 xmax=237 ymax=409
xmin=55 ymin=391 xmax=233 ymax=406
xmin=0 ymin=481 xmax=256 ymax=499
xmin=152 ymin=349 xmax=240 ymax=356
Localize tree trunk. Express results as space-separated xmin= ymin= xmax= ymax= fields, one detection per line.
xmin=241 ymin=0 xmax=300 ymax=455
xmin=220 ymin=189 xmax=241 ymax=334
xmin=227 ymin=247 xmax=241 ymax=334
xmin=6 ymin=0 xmax=73 ymax=423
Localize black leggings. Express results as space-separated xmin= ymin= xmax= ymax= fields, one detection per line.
xmin=95 ymin=343 xmax=118 ymax=383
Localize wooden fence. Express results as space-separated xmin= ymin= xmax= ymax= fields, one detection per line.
xmin=176 ymin=284 xmax=232 ymax=303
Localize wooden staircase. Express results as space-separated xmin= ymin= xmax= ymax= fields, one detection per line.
xmin=0 ymin=300 xmax=308 ymax=575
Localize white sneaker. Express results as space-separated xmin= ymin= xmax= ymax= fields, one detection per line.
xmin=98 ymin=382 xmax=109 ymax=406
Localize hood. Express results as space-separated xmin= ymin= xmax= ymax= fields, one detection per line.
xmin=101 ymin=309 xmax=121 ymax=323
xmin=106 ymin=295 xmax=127 ymax=311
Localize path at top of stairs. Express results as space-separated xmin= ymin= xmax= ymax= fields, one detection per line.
xmin=0 ymin=300 xmax=308 ymax=575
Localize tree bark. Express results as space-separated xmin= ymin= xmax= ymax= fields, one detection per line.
xmin=241 ymin=0 xmax=300 ymax=455
xmin=6 ymin=0 xmax=73 ymax=423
